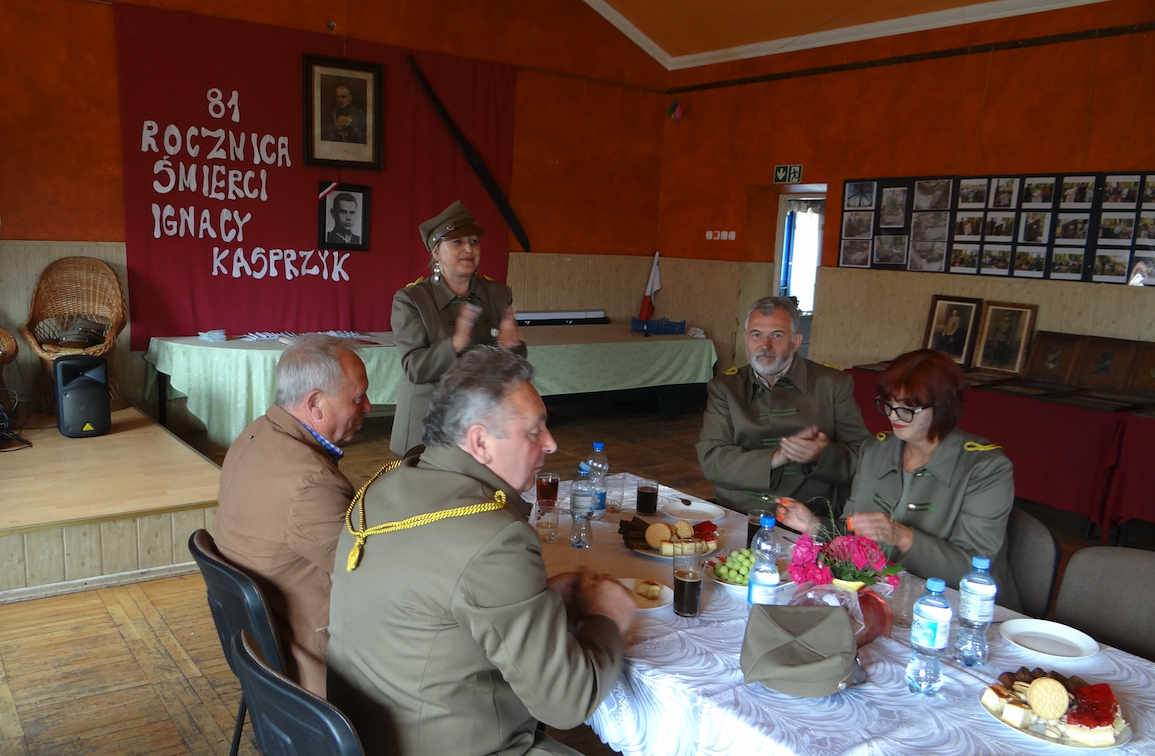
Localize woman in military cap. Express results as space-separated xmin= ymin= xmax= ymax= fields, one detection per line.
xmin=390 ymin=201 xmax=526 ymax=456
xmin=776 ymin=349 xmax=1021 ymax=611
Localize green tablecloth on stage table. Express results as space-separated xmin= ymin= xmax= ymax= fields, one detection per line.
xmin=145 ymin=324 xmax=717 ymax=448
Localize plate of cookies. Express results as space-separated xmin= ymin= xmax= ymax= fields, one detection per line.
xmin=619 ymin=517 xmax=719 ymax=558
xmin=980 ymin=666 xmax=1131 ymax=748
xmin=617 ymin=578 xmax=673 ymax=611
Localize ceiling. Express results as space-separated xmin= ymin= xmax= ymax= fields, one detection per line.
xmin=581 ymin=0 xmax=1111 ymax=70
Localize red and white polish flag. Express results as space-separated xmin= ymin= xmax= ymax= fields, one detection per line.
xmin=637 ymin=251 xmax=662 ymax=321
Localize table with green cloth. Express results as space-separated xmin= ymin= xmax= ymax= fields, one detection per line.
xmin=145 ymin=324 xmax=717 ymax=448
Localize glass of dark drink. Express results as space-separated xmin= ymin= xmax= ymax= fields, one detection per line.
xmin=672 ymin=538 xmax=704 ymax=617
xmin=535 ymin=472 xmax=559 ymax=504
xmin=636 ymin=478 xmax=659 ymax=515
xmin=747 ymin=509 xmax=771 ymax=548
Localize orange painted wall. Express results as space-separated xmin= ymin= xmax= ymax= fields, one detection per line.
xmin=0 ymin=0 xmax=666 ymax=243
xmin=655 ymin=1 xmax=1155 ymax=265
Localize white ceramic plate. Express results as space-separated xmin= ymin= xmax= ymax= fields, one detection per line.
xmin=705 ymin=566 xmax=747 ymax=594
xmin=980 ymin=696 xmax=1131 ymax=749
xmin=660 ymin=499 xmax=726 ymax=522
xmin=617 ymin=578 xmax=674 ymax=611
xmin=1000 ymin=619 xmax=1100 ymax=659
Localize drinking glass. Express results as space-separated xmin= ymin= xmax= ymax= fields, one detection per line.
xmin=672 ymin=538 xmax=704 ymax=617
xmin=535 ymin=500 xmax=558 ymax=543
xmin=889 ymin=571 xmax=924 ymax=627
xmin=636 ymin=478 xmax=659 ymax=515
xmin=605 ymin=474 xmax=625 ymax=514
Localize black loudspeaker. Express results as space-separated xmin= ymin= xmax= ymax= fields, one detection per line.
xmin=54 ymin=356 xmax=112 ymax=438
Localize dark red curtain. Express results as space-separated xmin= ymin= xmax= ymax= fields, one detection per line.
xmin=114 ymin=5 xmax=515 ymax=350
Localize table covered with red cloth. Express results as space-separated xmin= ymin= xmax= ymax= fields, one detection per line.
xmin=1103 ymin=413 xmax=1155 ymax=529
xmin=848 ymin=369 xmax=1126 ymax=526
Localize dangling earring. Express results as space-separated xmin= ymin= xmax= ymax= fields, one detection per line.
xmin=432 ymin=261 xmax=442 ymax=283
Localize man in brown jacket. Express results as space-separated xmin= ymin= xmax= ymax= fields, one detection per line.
xmin=215 ymin=334 xmax=371 ymax=696
xmin=697 ymin=297 xmax=869 ymax=517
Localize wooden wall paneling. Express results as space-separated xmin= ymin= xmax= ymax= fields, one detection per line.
xmin=63 ymin=523 xmax=103 ymax=581
xmin=0 ymin=655 xmax=24 ymax=742
xmin=22 ymin=530 xmax=63 ymax=588
xmin=100 ymin=519 xmax=139 ymax=574
xmin=137 ymin=514 xmax=173 ymax=570
xmin=203 ymin=507 xmax=218 ymax=537
xmin=0 ymin=534 xmax=25 ymax=591
xmin=170 ymin=510 xmax=206 ymax=565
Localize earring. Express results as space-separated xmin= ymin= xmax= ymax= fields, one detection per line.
xmin=432 ymin=261 xmax=442 ymax=283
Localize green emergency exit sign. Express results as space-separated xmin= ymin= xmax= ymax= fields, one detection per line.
xmin=774 ymin=165 xmax=803 ymax=183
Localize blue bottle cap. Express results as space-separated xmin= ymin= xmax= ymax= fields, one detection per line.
xmin=592 ymin=441 xmax=604 ymax=451
xmin=971 ymin=556 xmax=991 ymax=569
xmin=760 ymin=514 xmax=776 ymax=528
xmin=578 ymin=461 xmax=591 ymax=475
xmin=926 ymin=577 xmax=946 ymax=592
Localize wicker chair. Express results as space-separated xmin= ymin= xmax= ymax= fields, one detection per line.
xmin=0 ymin=327 xmax=16 ymax=393
xmin=21 ymin=257 xmax=128 ymax=412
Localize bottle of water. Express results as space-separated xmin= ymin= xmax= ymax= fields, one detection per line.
xmin=747 ymin=514 xmax=782 ymax=605
xmin=953 ymin=556 xmax=997 ymax=667
xmin=585 ymin=442 xmax=609 ymax=520
xmin=906 ymin=577 xmax=952 ymax=695
xmin=570 ymin=462 xmax=595 ymax=548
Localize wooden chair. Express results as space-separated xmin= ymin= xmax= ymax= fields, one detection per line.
xmin=21 ymin=257 xmax=128 ymax=412
xmin=188 ymin=530 xmax=286 ymax=756
xmin=1004 ymin=505 xmax=1060 ymax=618
xmin=232 ymin=630 xmax=364 ymax=756
xmin=1052 ymin=546 xmax=1155 ymax=661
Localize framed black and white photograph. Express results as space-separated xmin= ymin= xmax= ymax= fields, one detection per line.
xmin=1060 ymin=176 xmax=1096 ymax=208
xmin=1019 ymin=212 xmax=1052 ymax=244
xmin=1092 ymin=248 xmax=1129 ymax=283
xmin=911 ymin=211 xmax=949 ymax=242
xmin=879 ymin=187 xmax=908 ymax=227
xmin=922 ymin=295 xmax=983 ymax=367
xmin=304 ymin=55 xmax=384 ymax=171
xmin=973 ymin=301 xmax=1037 ymax=374
xmin=841 ymin=211 xmax=874 ymax=239
xmin=839 ymin=240 xmax=871 ymax=268
xmin=991 ymin=178 xmax=1019 ymax=209
xmin=908 ymin=241 xmax=947 ymax=272
xmin=913 ymin=179 xmax=952 ymax=210
xmin=984 ymin=211 xmax=1015 ymax=241
xmin=950 ymin=243 xmax=980 ymax=274
xmin=958 ymin=179 xmax=989 ymax=208
xmin=318 ymin=182 xmax=371 ymax=251
xmin=1014 ymin=246 xmax=1047 ymax=278
xmin=954 ymin=212 xmax=985 ymax=241
xmin=873 ymin=234 xmax=908 ymax=265
xmin=1098 ymin=214 xmax=1136 ymax=245
xmin=1022 ymin=178 xmax=1056 ymax=208
xmin=1103 ymin=175 xmax=1141 ymax=209
xmin=980 ymin=244 xmax=1012 ymax=275
xmin=1130 ymin=252 xmax=1154 ymax=285
xmin=844 ymin=181 xmax=877 ymax=209
xmin=1135 ymin=212 xmax=1155 ymax=245
xmin=1143 ymin=175 xmax=1155 ymax=209
xmin=1055 ymin=213 xmax=1090 ymax=245
xmin=1049 ymin=250 xmax=1086 ymax=280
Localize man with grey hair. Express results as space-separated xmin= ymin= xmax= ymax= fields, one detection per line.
xmin=216 ymin=334 xmax=370 ymax=697
xmin=697 ymin=296 xmax=869 ymax=516
xmin=328 ymin=347 xmax=634 ymax=756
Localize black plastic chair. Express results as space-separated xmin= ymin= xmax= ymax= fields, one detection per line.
xmin=232 ymin=630 xmax=364 ymax=756
xmin=188 ymin=529 xmax=286 ymax=756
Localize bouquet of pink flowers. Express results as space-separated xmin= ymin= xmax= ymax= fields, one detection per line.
xmin=788 ymin=533 xmax=902 ymax=589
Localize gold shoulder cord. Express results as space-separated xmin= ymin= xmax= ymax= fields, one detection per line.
xmin=344 ymin=460 xmax=506 ymax=572
xmin=876 ymin=430 xmax=891 ymax=441
xmin=963 ymin=441 xmax=1002 ymax=452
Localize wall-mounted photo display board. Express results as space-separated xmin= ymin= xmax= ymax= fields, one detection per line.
xmin=839 ymin=173 xmax=1155 ymax=287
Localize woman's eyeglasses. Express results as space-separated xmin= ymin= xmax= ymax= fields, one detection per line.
xmin=874 ymin=397 xmax=927 ymax=423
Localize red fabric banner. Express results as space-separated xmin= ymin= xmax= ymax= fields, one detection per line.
xmin=114 ymin=6 xmax=515 ymax=350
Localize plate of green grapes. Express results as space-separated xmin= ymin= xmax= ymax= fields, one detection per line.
xmin=706 ymin=549 xmax=793 ymax=595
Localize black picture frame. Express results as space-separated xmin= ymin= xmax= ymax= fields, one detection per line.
xmin=923 ymin=295 xmax=983 ymax=368
xmin=304 ymin=55 xmax=384 ymax=171
xmin=318 ymin=183 xmax=371 ymax=251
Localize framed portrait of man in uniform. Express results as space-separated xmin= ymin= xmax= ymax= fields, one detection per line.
xmin=922 ymin=295 xmax=983 ymax=368
xmin=318 ymin=182 xmax=371 ymax=251
xmin=304 ymin=55 xmax=384 ymax=170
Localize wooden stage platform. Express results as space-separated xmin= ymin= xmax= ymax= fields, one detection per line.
xmin=0 ymin=407 xmax=220 ymax=602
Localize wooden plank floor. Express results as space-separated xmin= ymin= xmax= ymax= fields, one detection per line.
xmin=1 ymin=398 xmax=1149 ymax=755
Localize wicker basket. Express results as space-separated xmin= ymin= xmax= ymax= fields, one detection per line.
xmin=0 ymin=327 xmax=16 ymax=393
xmin=21 ymin=257 xmax=128 ymax=412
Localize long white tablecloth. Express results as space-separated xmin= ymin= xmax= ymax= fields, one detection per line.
xmin=533 ymin=476 xmax=1155 ymax=756
xmin=145 ymin=324 xmax=716 ymax=448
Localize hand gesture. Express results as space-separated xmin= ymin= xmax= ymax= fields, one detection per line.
xmin=452 ymin=302 xmax=482 ymax=353
xmin=777 ymin=425 xmax=830 ymax=465
xmin=576 ymin=571 xmax=635 ymax=635
xmin=775 ymin=497 xmax=821 ymax=535
xmin=498 ymin=306 xmax=523 ymax=349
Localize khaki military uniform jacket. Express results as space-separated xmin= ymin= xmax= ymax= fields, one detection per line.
xmin=327 ymin=446 xmax=624 ymax=756
xmin=215 ymin=404 xmax=353 ymax=696
xmin=390 ymin=274 xmax=527 ymax=456
xmin=842 ymin=427 xmax=1023 ymax=612
xmin=696 ymin=359 xmax=870 ymax=516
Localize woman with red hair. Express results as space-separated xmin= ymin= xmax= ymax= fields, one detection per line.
xmin=777 ymin=349 xmax=1021 ymax=610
